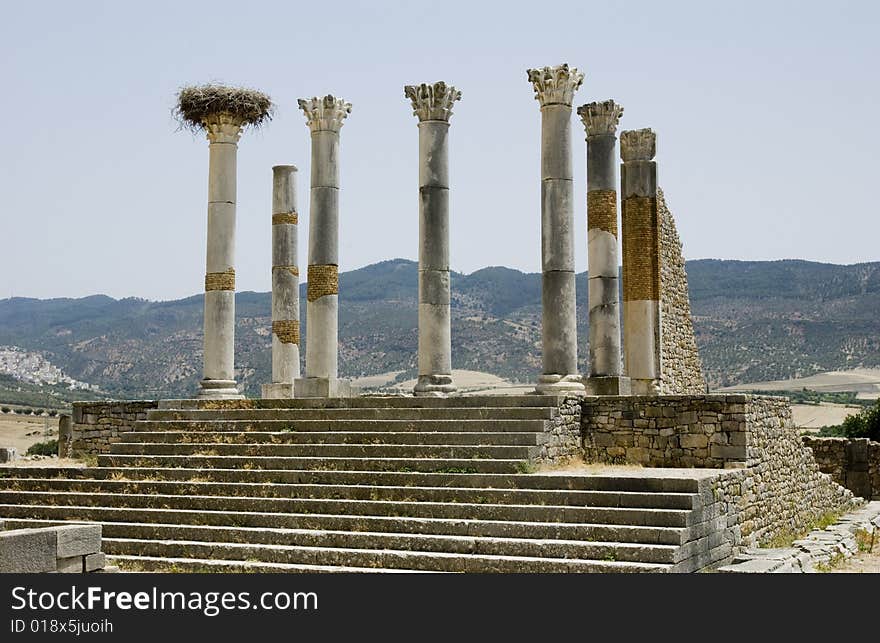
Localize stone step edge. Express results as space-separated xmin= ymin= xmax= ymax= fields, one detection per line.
xmin=0 ymin=466 xmax=705 ymax=491
xmin=0 ymin=477 xmax=697 ymax=500
xmin=0 ymin=490 xmax=692 ymax=515
xmin=108 ymin=554 xmax=427 ymax=573
xmin=0 ymin=504 xmax=689 ymax=541
xmin=104 ymin=537 xmax=673 ymax=571
xmin=3 ymin=517 xmax=680 ymax=553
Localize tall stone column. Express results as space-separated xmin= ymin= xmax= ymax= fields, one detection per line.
xmin=199 ymin=114 xmax=245 ymax=399
xmin=620 ymin=128 xmax=660 ymax=396
xmin=526 ymin=64 xmax=586 ymax=395
xmin=577 ymin=100 xmax=630 ymax=396
xmin=262 ymin=165 xmax=300 ymax=399
xmin=404 ymin=81 xmax=461 ymax=397
xmin=294 ymin=96 xmax=353 ymax=398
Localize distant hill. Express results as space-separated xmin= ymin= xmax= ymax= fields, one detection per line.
xmin=0 ymin=258 xmax=878 ymax=399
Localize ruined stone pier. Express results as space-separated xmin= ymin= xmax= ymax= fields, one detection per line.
xmin=527 ymin=64 xmax=586 ymax=395
xmin=578 ymin=100 xmax=630 ymax=395
xmin=295 ymin=96 xmax=353 ymax=398
xmin=199 ymin=114 xmax=246 ymax=399
xmin=262 ymin=165 xmax=300 ymax=399
xmin=405 ymin=81 xmax=461 ymax=397
xmin=621 ymin=128 xmax=660 ymax=395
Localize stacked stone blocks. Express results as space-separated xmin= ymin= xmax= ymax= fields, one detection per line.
xmin=0 ymin=524 xmax=110 ymax=573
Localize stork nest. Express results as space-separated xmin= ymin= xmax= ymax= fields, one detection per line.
xmin=174 ymin=84 xmax=273 ymax=132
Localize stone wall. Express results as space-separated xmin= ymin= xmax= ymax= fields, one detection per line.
xmin=535 ymin=395 xmax=582 ymax=465
xmin=802 ymin=437 xmax=880 ymax=500
xmin=657 ymin=189 xmax=705 ymax=395
xmin=582 ymin=395 xmax=750 ymax=467
xmin=581 ymin=394 xmax=857 ymax=547
xmin=69 ymin=401 xmax=158 ymax=457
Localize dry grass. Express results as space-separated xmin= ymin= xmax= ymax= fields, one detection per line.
xmin=174 ymin=84 xmax=273 ymax=132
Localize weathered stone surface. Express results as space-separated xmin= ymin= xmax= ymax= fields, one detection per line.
xmin=71 ymin=401 xmax=159 ymax=456
xmin=56 ymin=555 xmax=84 ymax=573
xmin=84 ymin=552 xmax=106 ymax=572
xmin=0 ymin=446 xmax=17 ymax=463
xmin=0 ymin=528 xmax=57 ymax=573
xmin=658 ymin=189 xmax=705 ymax=394
xmin=56 ymin=524 xmax=102 ymax=558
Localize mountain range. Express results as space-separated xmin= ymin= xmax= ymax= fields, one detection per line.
xmin=1 ymin=259 xmax=878 ymax=400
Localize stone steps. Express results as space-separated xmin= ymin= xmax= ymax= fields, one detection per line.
xmin=133 ymin=419 xmax=549 ymax=433
xmin=109 ymin=554 xmax=423 ymax=573
xmin=0 ymin=467 xmax=703 ymax=493
xmin=0 ymin=396 xmax=723 ymax=572
xmin=147 ymin=407 xmax=557 ymax=421
xmin=0 ymin=478 xmax=696 ymax=509
xmin=96 ymin=454 xmax=529 ymax=473
xmin=0 ymin=505 xmax=687 ymax=545
xmin=2 ymin=519 xmax=681 ymax=564
xmin=0 ymin=491 xmax=693 ymax=526
xmin=100 ymin=537 xmax=671 ymax=573
xmin=117 ymin=431 xmax=548 ymax=446
xmin=107 ymin=442 xmax=541 ymax=460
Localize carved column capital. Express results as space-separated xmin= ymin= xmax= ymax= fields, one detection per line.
xmin=297 ymin=95 xmax=352 ymax=133
xmin=203 ymin=113 xmax=245 ymax=144
xmin=578 ymin=100 xmax=624 ymax=137
xmin=620 ymin=128 xmax=656 ymax=161
xmin=526 ymin=63 xmax=584 ymax=107
xmin=404 ymin=81 xmax=461 ymax=122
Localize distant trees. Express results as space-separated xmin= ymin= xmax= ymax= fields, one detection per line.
xmin=840 ymin=401 xmax=880 ymax=442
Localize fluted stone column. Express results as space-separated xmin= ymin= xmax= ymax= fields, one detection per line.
xmin=621 ymin=128 xmax=660 ymax=396
xmin=262 ymin=165 xmax=300 ymax=399
xmin=294 ymin=96 xmax=354 ymax=398
xmin=404 ymin=81 xmax=461 ymax=397
xmin=577 ymin=100 xmax=630 ymax=396
xmin=198 ymin=114 xmax=245 ymax=399
xmin=527 ymin=64 xmax=586 ymax=395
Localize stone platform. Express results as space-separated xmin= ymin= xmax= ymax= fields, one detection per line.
xmin=3 ymin=394 xmax=859 ymax=573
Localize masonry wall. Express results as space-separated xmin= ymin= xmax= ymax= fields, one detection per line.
xmin=657 ymin=189 xmax=705 ymax=395
xmin=802 ymin=436 xmax=880 ymax=500
xmin=581 ymin=394 xmax=857 ymax=547
xmin=69 ymin=401 xmax=158 ymax=457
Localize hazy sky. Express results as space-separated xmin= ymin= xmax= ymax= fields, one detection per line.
xmin=1 ymin=0 xmax=878 ymax=300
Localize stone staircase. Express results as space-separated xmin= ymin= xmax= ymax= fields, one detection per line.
xmin=0 ymin=396 xmax=728 ymax=573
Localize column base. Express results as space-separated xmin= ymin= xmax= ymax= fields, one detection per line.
xmin=583 ymin=376 xmax=631 ymax=396
xmin=413 ymin=374 xmax=457 ymax=397
xmin=197 ymin=379 xmax=243 ymax=400
xmin=630 ymin=379 xmax=661 ymax=396
xmin=294 ymin=377 xmax=358 ymax=398
xmin=534 ymin=374 xmax=586 ymax=395
xmin=261 ymin=383 xmax=295 ymax=399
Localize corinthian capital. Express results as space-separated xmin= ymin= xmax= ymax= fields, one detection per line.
xmin=203 ymin=113 xmax=245 ymax=144
xmin=404 ymin=81 xmax=462 ymax=122
xmin=577 ymin=100 xmax=624 ymax=137
xmin=526 ymin=63 xmax=584 ymax=107
xmin=297 ymin=95 xmax=352 ymax=133
xmin=620 ymin=128 xmax=656 ymax=162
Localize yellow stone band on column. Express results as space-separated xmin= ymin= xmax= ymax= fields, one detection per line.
xmin=307 ymin=264 xmax=338 ymax=302
xmin=205 ymin=269 xmax=236 ymax=291
xmin=587 ymin=190 xmax=618 ymax=236
xmin=272 ymin=319 xmax=300 ymax=344
xmin=273 ymin=265 xmax=300 ymax=277
xmin=622 ymin=196 xmax=659 ymax=302
xmin=272 ymin=212 xmax=298 ymax=225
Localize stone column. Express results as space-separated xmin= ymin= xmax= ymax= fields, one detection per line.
xmin=199 ymin=114 xmax=245 ymax=399
xmin=577 ymin=100 xmax=630 ymax=396
xmin=620 ymin=128 xmax=660 ymax=395
xmin=404 ymin=81 xmax=461 ymax=397
xmin=526 ymin=64 xmax=586 ymax=395
xmin=294 ymin=96 xmax=354 ymax=398
xmin=262 ymin=165 xmax=300 ymax=399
